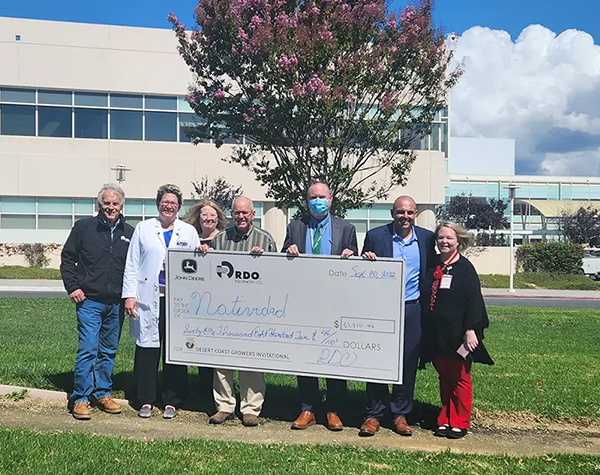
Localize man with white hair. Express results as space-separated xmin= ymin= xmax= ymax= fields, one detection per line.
xmin=61 ymin=184 xmax=134 ymax=420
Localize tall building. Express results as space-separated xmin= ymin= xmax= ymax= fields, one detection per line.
xmin=448 ymin=174 xmax=600 ymax=242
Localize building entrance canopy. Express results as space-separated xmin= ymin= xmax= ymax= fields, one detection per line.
xmin=516 ymin=199 xmax=600 ymax=218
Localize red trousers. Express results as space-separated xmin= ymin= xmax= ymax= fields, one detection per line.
xmin=432 ymin=356 xmax=473 ymax=429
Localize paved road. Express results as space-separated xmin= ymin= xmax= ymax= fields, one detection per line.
xmin=1 ymin=281 xmax=600 ymax=309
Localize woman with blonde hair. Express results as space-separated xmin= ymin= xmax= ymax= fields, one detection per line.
xmin=421 ymin=221 xmax=493 ymax=439
xmin=186 ymin=199 xmax=227 ymax=247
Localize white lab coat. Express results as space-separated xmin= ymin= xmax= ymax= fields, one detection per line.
xmin=122 ymin=217 xmax=200 ymax=348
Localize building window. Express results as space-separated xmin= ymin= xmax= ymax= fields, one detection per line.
xmin=38 ymin=215 xmax=73 ymax=229
xmin=38 ymin=198 xmax=73 ymax=213
xmin=0 ymin=87 xmax=35 ymax=103
xmin=75 ymin=108 xmax=108 ymax=139
xmin=1 ymin=215 xmax=36 ymax=229
xmin=145 ymin=112 xmax=177 ymax=142
xmin=1 ymin=197 xmax=36 ymax=213
xmin=110 ymin=110 xmax=143 ymax=140
xmin=110 ymin=93 xmax=143 ymax=109
xmin=74 ymin=199 xmax=95 ymax=214
xmin=179 ymin=113 xmax=205 ymax=143
xmin=0 ymin=87 xmax=214 ymax=143
xmin=146 ymin=95 xmax=177 ymax=111
xmin=74 ymin=92 xmax=108 ymax=107
xmin=0 ymin=105 xmax=35 ymax=136
xmin=38 ymin=90 xmax=72 ymax=106
xmin=38 ymin=106 xmax=72 ymax=137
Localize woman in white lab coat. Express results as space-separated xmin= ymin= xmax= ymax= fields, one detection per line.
xmin=122 ymin=184 xmax=200 ymax=419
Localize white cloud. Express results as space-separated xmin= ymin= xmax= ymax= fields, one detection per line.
xmin=450 ymin=25 xmax=600 ymax=176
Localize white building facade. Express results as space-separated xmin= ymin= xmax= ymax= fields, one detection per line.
xmin=0 ymin=17 xmax=450 ymax=248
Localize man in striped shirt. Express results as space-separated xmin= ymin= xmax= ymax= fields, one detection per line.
xmin=206 ymin=196 xmax=277 ymax=427
xmin=210 ymin=197 xmax=277 ymax=254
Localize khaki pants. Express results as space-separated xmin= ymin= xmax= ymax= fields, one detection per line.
xmin=213 ymin=369 xmax=266 ymax=416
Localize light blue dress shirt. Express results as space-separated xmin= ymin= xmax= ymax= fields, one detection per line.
xmin=393 ymin=228 xmax=420 ymax=301
xmin=305 ymin=214 xmax=332 ymax=255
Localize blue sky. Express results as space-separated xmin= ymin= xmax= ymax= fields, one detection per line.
xmin=1 ymin=0 xmax=599 ymax=43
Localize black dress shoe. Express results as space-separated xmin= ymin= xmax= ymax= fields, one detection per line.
xmin=433 ymin=425 xmax=449 ymax=437
xmin=447 ymin=428 xmax=467 ymax=439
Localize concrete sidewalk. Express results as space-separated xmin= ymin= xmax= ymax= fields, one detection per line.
xmin=1 ymin=279 xmax=599 ymax=299
xmin=0 ymin=279 xmax=66 ymax=293
xmin=482 ymin=287 xmax=600 ymax=300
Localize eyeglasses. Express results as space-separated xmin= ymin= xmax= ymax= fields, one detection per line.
xmin=396 ymin=210 xmax=416 ymax=216
xmin=201 ymin=213 xmax=217 ymax=220
xmin=160 ymin=200 xmax=179 ymax=207
xmin=232 ymin=210 xmax=252 ymax=217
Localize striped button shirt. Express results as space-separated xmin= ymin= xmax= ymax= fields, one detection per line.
xmin=212 ymin=225 xmax=277 ymax=252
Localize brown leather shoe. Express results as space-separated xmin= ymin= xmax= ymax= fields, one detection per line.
xmin=326 ymin=413 xmax=343 ymax=431
xmin=359 ymin=418 xmax=379 ymax=437
xmin=291 ymin=411 xmax=316 ymax=430
xmin=242 ymin=414 xmax=259 ymax=427
xmin=95 ymin=396 xmax=122 ymax=414
xmin=72 ymin=401 xmax=91 ymax=420
xmin=393 ymin=415 xmax=412 ymax=436
xmin=209 ymin=411 xmax=233 ymax=424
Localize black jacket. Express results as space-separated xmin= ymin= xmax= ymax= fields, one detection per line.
xmin=421 ymin=255 xmax=494 ymax=365
xmin=60 ymin=214 xmax=134 ymax=303
xmin=282 ymin=215 xmax=358 ymax=255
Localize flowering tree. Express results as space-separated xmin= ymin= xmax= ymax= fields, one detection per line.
xmin=169 ymin=0 xmax=461 ymax=216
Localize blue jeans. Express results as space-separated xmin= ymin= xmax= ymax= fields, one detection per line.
xmin=72 ymin=299 xmax=123 ymax=404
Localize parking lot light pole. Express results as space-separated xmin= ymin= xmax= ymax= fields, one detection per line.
xmin=507 ymin=183 xmax=518 ymax=293
xmin=111 ymin=163 xmax=131 ymax=188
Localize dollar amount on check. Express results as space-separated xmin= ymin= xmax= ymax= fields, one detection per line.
xmin=165 ymin=250 xmax=406 ymax=384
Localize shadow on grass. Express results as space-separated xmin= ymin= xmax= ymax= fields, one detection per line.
xmin=45 ymin=370 xmax=440 ymax=429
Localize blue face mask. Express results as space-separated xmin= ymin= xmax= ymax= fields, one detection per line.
xmin=309 ymin=198 xmax=329 ymax=217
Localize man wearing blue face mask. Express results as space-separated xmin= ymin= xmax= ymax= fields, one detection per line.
xmin=282 ymin=180 xmax=358 ymax=432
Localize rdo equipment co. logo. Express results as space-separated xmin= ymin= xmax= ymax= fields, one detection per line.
xmin=215 ymin=260 xmax=260 ymax=281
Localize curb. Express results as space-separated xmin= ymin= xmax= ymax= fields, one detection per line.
xmin=0 ymin=384 xmax=128 ymax=406
xmin=0 ymin=287 xmax=65 ymax=292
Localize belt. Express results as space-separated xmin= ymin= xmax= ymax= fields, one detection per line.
xmin=405 ymin=299 xmax=420 ymax=305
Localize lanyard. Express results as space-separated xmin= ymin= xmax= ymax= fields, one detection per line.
xmin=309 ymin=218 xmax=331 ymax=250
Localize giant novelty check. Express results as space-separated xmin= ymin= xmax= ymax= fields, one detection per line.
xmin=165 ymin=250 xmax=406 ymax=384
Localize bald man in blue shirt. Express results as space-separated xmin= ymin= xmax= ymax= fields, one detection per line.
xmin=359 ymin=195 xmax=436 ymax=437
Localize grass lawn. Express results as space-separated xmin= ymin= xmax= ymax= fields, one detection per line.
xmin=1 ymin=429 xmax=599 ymax=475
xmin=0 ymin=266 xmax=61 ymax=280
xmin=479 ymin=273 xmax=600 ymax=290
xmin=1 ymin=299 xmax=599 ymax=422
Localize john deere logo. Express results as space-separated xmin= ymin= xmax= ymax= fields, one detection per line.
xmin=182 ymin=259 xmax=197 ymax=274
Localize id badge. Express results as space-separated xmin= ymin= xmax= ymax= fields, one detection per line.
xmin=440 ymin=274 xmax=453 ymax=289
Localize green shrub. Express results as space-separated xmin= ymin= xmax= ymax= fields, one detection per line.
xmin=19 ymin=243 xmax=51 ymax=268
xmin=516 ymin=242 xmax=584 ymax=274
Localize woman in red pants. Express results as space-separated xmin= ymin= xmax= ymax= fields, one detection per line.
xmin=421 ymin=222 xmax=494 ymax=439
